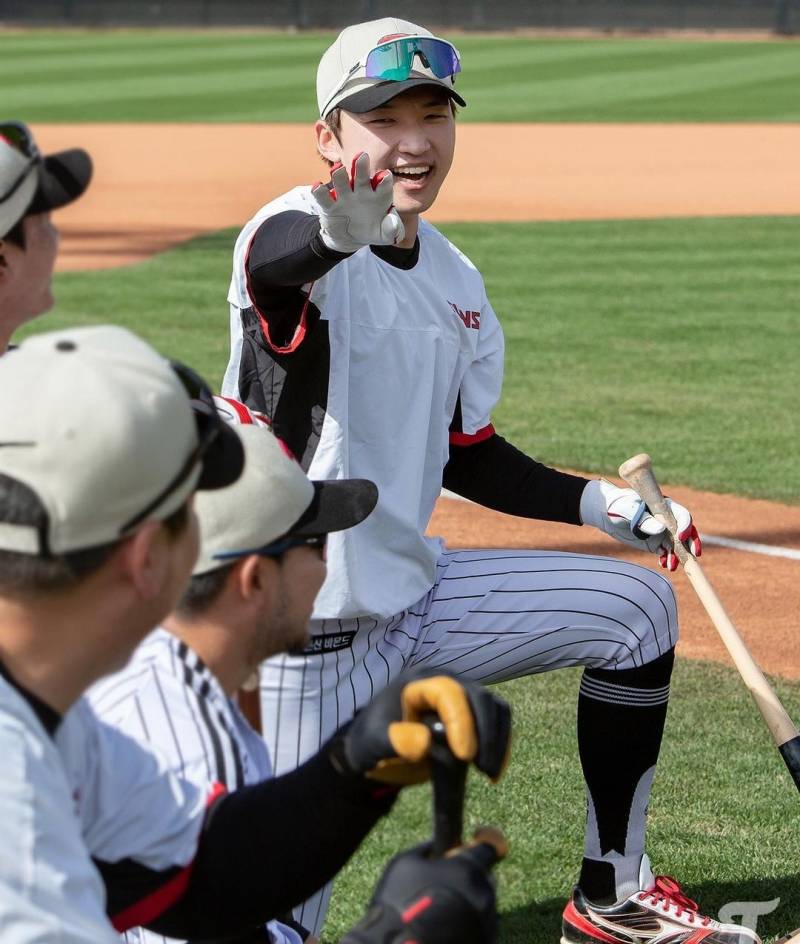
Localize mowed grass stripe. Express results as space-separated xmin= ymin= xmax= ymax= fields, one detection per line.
xmin=465 ymin=46 xmax=800 ymax=120
xmin=2 ymin=31 xmax=799 ymax=121
xmin=25 ymin=215 xmax=800 ymax=503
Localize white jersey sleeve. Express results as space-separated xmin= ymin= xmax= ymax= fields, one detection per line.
xmin=450 ymin=295 xmax=505 ymax=441
xmin=0 ymin=681 xmax=119 ymax=943
xmin=57 ymin=698 xmax=208 ymax=874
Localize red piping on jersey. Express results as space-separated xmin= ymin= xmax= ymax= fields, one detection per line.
xmin=111 ymin=781 xmax=227 ymax=932
xmin=244 ymin=228 xmax=312 ymax=355
xmin=217 ymin=396 xmax=256 ymax=425
xmin=449 ymin=423 xmax=495 ymax=447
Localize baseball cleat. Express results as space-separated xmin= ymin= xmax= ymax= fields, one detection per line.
xmin=561 ymin=856 xmax=761 ymax=944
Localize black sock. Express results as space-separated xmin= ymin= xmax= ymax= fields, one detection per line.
xmin=577 ymin=648 xmax=675 ymax=904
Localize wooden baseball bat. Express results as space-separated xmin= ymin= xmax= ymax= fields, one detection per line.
xmin=619 ymin=453 xmax=800 ymax=791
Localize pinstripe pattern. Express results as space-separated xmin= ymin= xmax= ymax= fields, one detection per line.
xmin=88 ymin=629 xmax=301 ymax=944
xmin=258 ymin=547 xmax=678 ymax=935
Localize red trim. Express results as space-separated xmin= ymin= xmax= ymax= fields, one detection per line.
xmin=685 ymin=932 xmax=714 ymax=944
xmin=448 ymin=423 xmax=495 ymax=447
xmin=111 ymin=782 xmax=227 ymax=932
xmin=218 ymin=396 xmax=255 ymax=425
xmin=562 ymin=902 xmax=620 ymax=944
xmin=244 ymin=228 xmax=311 ymax=355
xmin=402 ymin=896 xmax=433 ymax=923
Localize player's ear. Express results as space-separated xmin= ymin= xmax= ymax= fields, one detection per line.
xmin=315 ymin=118 xmax=342 ymax=165
xmin=0 ymin=242 xmax=11 ymax=284
xmin=121 ymin=520 xmax=170 ymax=600
xmin=237 ymin=554 xmax=275 ymax=603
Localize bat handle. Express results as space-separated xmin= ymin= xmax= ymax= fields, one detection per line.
xmin=423 ymin=715 xmax=468 ymax=857
xmin=618 ymin=452 xmax=690 ymax=564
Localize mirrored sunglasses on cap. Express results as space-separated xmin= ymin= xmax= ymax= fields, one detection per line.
xmin=119 ymin=360 xmax=243 ymax=534
xmin=0 ymin=121 xmax=41 ymax=207
xmin=325 ymin=36 xmax=461 ymax=114
xmin=364 ymin=36 xmax=461 ymax=82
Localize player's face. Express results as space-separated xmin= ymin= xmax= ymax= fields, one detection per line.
xmin=321 ymin=87 xmax=456 ymax=219
xmin=5 ymin=214 xmax=60 ymax=322
xmin=254 ymin=544 xmax=326 ymax=660
xmin=162 ymin=503 xmax=201 ymax=614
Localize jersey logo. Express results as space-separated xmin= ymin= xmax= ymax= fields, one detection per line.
xmin=448 ymin=300 xmax=481 ymax=330
xmin=294 ymin=630 xmax=357 ymax=656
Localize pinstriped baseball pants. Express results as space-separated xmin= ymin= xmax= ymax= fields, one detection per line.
xmin=259 ymin=548 xmax=678 ymax=934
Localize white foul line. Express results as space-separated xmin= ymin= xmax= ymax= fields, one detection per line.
xmin=701 ymin=534 xmax=800 ymax=561
xmin=439 ymin=490 xmax=800 ymax=562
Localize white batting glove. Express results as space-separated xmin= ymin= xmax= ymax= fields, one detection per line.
xmin=580 ymin=479 xmax=702 ymax=571
xmin=311 ymin=151 xmax=405 ymax=254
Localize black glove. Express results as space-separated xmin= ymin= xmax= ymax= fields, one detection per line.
xmin=327 ymin=668 xmax=512 ymax=785
xmin=340 ymin=828 xmax=507 ymax=944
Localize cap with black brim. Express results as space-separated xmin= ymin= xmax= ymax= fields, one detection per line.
xmin=337 ymin=78 xmax=466 ymax=114
xmin=288 ymin=479 xmax=379 ymax=537
xmin=195 ymin=418 xmax=245 ymax=492
xmin=26 ymin=148 xmax=92 ymax=216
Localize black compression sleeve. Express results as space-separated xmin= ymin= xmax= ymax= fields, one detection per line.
xmin=247 ymin=210 xmax=351 ymax=291
xmin=147 ymin=748 xmax=396 ymax=939
xmin=442 ymin=434 xmax=589 ymax=526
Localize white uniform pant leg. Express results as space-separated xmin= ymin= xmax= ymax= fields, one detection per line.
xmin=408 ymin=549 xmax=678 ymax=679
xmin=259 ymin=615 xmax=413 ymax=936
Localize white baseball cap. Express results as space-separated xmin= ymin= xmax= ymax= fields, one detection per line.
xmin=317 ymin=17 xmax=466 ymax=119
xmin=0 ymin=325 xmax=244 ymax=556
xmin=0 ymin=121 xmax=92 ymax=239
xmin=193 ymin=425 xmax=378 ymax=576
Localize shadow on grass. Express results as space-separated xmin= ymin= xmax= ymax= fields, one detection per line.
xmin=503 ymin=875 xmax=800 ymax=943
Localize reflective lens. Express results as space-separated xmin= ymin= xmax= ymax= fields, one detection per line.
xmin=0 ymin=122 xmax=40 ymax=161
xmin=0 ymin=121 xmax=40 ymax=207
xmin=364 ymin=37 xmax=461 ymax=82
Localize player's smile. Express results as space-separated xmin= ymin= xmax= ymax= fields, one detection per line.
xmin=390 ymin=163 xmax=433 ymax=189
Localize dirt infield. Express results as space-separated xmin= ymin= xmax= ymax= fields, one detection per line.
xmin=41 ymin=121 xmax=800 ymax=676
xmin=35 ymin=123 xmax=800 ymax=270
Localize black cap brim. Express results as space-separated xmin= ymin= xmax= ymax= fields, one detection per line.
xmin=288 ymin=479 xmax=378 ymax=537
xmin=27 ymin=148 xmax=92 ymax=216
xmin=196 ymin=420 xmax=245 ymax=491
xmin=338 ymin=78 xmax=466 ymax=114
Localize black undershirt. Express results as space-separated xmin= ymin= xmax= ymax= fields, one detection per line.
xmin=0 ymin=657 xmax=61 ymax=736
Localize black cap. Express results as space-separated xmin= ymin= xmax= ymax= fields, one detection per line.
xmin=27 ymin=148 xmax=93 ymax=216
xmin=287 ymin=479 xmax=379 ymax=537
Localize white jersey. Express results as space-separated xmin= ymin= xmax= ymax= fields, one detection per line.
xmin=0 ymin=675 xmax=120 ymax=943
xmin=88 ymin=629 xmax=302 ymax=944
xmin=224 ymin=186 xmax=504 ymax=620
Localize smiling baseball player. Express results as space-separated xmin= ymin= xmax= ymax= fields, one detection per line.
xmin=220 ymin=16 xmax=757 ymax=944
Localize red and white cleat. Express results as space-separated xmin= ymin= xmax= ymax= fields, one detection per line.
xmin=562 ymin=857 xmax=761 ymax=944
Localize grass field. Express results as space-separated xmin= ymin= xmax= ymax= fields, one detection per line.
xmin=2 ymin=31 xmax=800 ymax=121
xmin=325 ymin=660 xmax=800 ymax=943
xmin=27 ymin=215 xmax=800 ymax=502
xmin=8 ymin=25 xmax=800 ymax=942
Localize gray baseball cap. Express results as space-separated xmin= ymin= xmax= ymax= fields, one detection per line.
xmin=0 ymin=121 xmax=92 ymax=239
xmin=317 ymin=18 xmax=465 ymax=119
xmin=193 ymin=425 xmax=378 ymax=576
xmin=0 ymin=326 xmax=243 ymax=556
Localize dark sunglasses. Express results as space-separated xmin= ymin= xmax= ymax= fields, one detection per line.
xmin=214 ymin=533 xmax=328 ymax=563
xmin=259 ymin=534 xmax=327 ymax=559
xmin=0 ymin=121 xmax=41 ymax=207
xmin=119 ymin=361 xmax=221 ymax=534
